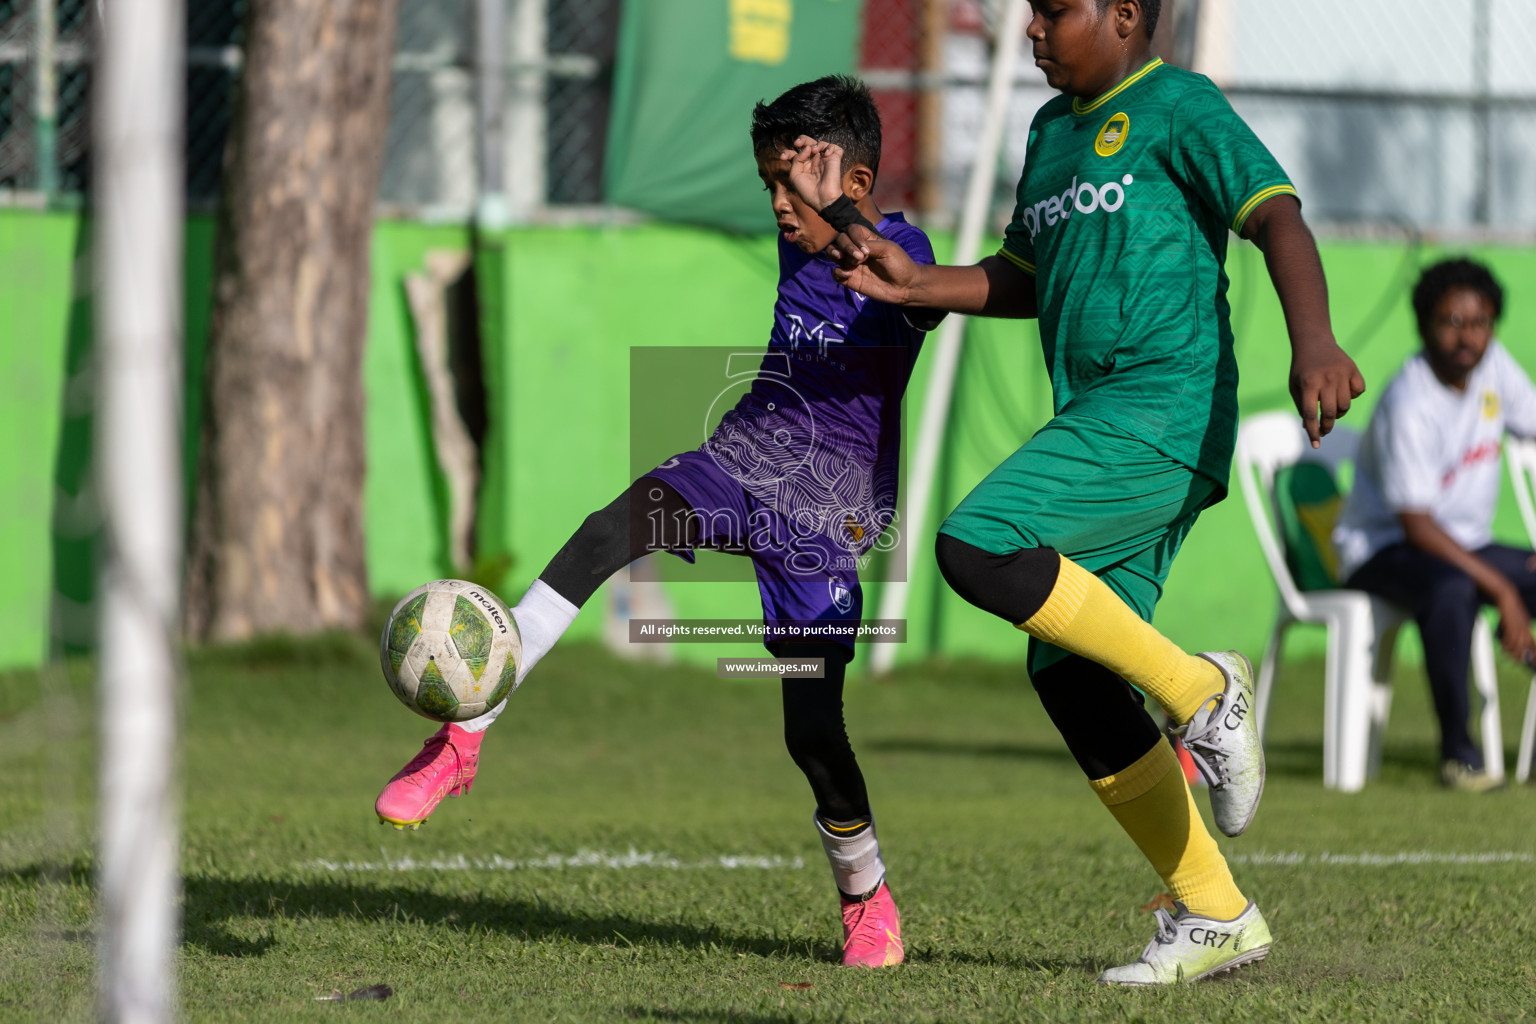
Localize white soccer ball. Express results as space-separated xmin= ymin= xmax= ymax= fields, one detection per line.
xmin=380 ymin=579 xmax=522 ymax=722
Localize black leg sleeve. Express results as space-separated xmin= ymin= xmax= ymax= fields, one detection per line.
xmin=779 ymin=643 xmax=870 ymax=822
xmin=538 ymin=476 xmax=695 ymax=608
xmin=1030 ymin=654 xmax=1164 ymax=779
xmin=935 ymin=533 xmax=1062 ymax=624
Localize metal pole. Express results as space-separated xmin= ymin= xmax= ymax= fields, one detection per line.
xmin=870 ymin=0 xmax=1027 ymax=675
xmin=1173 ymin=0 xmax=1201 ymax=70
xmin=916 ymin=0 xmax=948 ymax=222
xmin=505 ymin=0 xmax=547 ymax=222
xmin=1191 ymin=0 xmax=1231 ymax=85
xmin=1472 ymin=0 xmax=1491 ymax=226
xmin=35 ymin=0 xmax=58 ymax=197
xmin=476 ymin=0 xmax=509 ymax=225
xmin=94 ymin=0 xmax=184 ymax=1016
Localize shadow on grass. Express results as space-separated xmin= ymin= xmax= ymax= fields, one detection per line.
xmin=864 ymin=737 xmax=1075 ymax=765
xmin=1 ymin=860 xmax=1115 ymax=980
xmin=174 ymin=873 xmax=835 ymax=963
xmin=905 ymin=946 xmax=1100 ymax=974
xmin=625 ymin=1011 xmax=820 ymax=1024
xmin=0 ymin=858 xmax=832 ymax=963
xmin=1263 ymin=738 xmax=1445 ymax=782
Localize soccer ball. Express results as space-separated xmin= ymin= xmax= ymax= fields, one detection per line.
xmin=380 ymin=579 xmax=522 ymax=722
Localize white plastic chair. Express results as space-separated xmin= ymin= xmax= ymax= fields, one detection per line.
xmin=1235 ymin=410 xmax=1503 ymax=792
xmin=1503 ymin=436 xmax=1536 ymax=784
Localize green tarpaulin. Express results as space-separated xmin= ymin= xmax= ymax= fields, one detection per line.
xmin=605 ymin=0 xmax=864 ymax=233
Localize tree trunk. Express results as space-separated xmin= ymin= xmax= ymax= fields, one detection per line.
xmin=186 ymin=0 xmax=400 ymax=642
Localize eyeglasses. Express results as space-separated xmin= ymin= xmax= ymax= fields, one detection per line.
xmin=1432 ymin=313 xmax=1493 ymax=331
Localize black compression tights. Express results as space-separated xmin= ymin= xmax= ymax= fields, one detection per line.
xmin=778 ymin=643 xmax=870 ymax=822
xmin=538 ymin=479 xmax=872 ymax=822
xmin=935 ymin=533 xmax=1160 ymax=779
xmin=539 ymin=477 xmax=696 ymax=608
xmin=1030 ymin=655 xmax=1164 ymax=779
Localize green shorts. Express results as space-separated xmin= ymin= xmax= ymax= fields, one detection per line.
xmin=938 ymin=412 xmax=1221 ymax=675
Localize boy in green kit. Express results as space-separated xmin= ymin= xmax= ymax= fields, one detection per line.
xmin=786 ymin=0 xmax=1364 ymax=985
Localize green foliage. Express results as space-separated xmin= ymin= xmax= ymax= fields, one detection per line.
xmin=2 ymin=641 xmax=1534 ymax=1021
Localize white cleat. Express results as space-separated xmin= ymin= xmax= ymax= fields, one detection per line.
xmin=1098 ymin=900 xmax=1272 ymax=986
xmin=1173 ymin=650 xmax=1265 ymax=837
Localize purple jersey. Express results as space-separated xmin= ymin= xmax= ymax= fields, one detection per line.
xmin=701 ymin=214 xmax=937 ymax=558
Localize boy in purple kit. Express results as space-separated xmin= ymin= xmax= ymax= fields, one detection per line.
xmin=372 ymin=75 xmax=940 ymax=968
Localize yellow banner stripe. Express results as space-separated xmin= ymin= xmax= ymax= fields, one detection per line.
xmin=1232 ymin=184 xmax=1298 ymax=231
xmin=1072 ymin=58 xmax=1164 ymax=116
xmin=996 ymin=247 xmax=1036 ymax=275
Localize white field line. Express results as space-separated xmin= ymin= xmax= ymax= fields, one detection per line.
xmin=1227 ymin=850 xmax=1533 ymax=867
xmin=297 ymin=847 xmax=805 ymax=873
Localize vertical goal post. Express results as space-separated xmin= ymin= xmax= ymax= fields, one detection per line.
xmin=94 ymin=0 xmax=185 ymax=1019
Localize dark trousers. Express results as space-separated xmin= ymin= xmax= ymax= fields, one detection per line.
xmin=1346 ymin=543 xmax=1536 ymax=767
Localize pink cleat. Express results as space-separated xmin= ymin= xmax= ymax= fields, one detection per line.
xmin=840 ymin=882 xmax=904 ymax=968
xmin=375 ymin=724 xmax=483 ymax=830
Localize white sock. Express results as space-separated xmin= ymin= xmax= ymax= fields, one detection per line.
xmin=459 ymin=579 xmax=580 ymax=733
xmin=815 ymin=812 xmax=886 ymax=898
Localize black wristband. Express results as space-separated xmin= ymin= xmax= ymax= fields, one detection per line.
xmin=817 ymin=194 xmax=878 ymax=235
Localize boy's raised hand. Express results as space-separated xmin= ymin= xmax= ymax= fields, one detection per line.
xmin=784 ymin=135 xmax=843 ymax=209
xmin=783 ymin=135 xmax=878 ymax=262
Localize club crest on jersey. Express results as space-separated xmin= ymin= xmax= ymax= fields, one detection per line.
xmin=829 ymin=580 xmax=854 ymax=614
xmin=1095 ymin=112 xmax=1130 ymax=157
xmin=1483 ymin=391 xmax=1499 ymax=420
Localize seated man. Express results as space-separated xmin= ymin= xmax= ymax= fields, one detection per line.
xmin=1333 ymin=258 xmax=1536 ymax=790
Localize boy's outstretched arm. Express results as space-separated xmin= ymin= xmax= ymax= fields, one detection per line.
xmin=1242 ymin=195 xmax=1366 ymax=447
xmin=783 ymin=136 xmax=1035 ymax=319
xmin=836 ymin=251 xmax=1038 ymax=319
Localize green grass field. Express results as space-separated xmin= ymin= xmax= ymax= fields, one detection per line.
xmin=2 ymin=634 xmax=1534 ymax=1022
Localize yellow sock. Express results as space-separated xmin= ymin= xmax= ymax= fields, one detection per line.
xmin=1091 ymin=739 xmax=1248 ymax=920
xmin=1020 ymin=555 xmax=1222 ymax=723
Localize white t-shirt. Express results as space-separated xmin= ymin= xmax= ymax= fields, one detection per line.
xmin=1333 ymin=340 xmax=1536 ymax=582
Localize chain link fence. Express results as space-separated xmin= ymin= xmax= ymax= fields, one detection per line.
xmin=0 ymin=0 xmax=932 ymax=219
xmin=1196 ymin=0 xmax=1536 ymax=234
xmin=944 ymin=0 xmax=1536 ymax=236
xmin=187 ymin=0 xmax=243 ymax=204
xmin=1 ymin=0 xmax=1532 ymax=234
xmin=0 ymin=0 xmax=38 ymax=192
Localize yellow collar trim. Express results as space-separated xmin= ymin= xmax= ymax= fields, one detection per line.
xmin=1072 ymin=58 xmax=1164 ymax=116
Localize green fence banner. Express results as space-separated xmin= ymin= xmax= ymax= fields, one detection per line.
xmin=605 ymin=0 xmax=864 ymax=233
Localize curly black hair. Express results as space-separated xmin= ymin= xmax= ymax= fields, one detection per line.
xmin=1411 ymin=258 xmax=1504 ymax=340
xmin=749 ymin=75 xmax=881 ymax=182
xmin=1094 ymin=0 xmax=1163 ymax=37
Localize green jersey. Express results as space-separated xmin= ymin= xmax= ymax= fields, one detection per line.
xmin=998 ymin=59 xmax=1296 ymax=484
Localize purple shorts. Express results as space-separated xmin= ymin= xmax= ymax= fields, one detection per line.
xmin=645 ymin=449 xmax=863 ymax=658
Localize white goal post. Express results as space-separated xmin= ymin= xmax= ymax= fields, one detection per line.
xmin=94 ymin=0 xmax=185 ymax=1019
